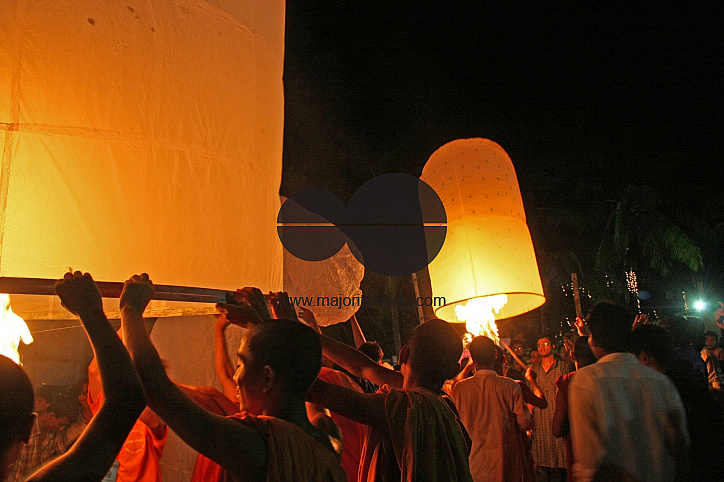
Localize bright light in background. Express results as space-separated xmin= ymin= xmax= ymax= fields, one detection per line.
xmin=0 ymin=294 xmax=34 ymax=364
xmin=694 ymin=300 xmax=706 ymax=311
xmin=455 ymin=294 xmax=508 ymax=345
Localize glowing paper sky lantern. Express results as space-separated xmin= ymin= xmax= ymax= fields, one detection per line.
xmin=0 ymin=1 xmax=285 ymax=318
xmin=420 ymin=138 xmax=545 ymax=337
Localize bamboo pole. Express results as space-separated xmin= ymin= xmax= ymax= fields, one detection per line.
xmin=0 ymin=277 xmax=228 ymax=304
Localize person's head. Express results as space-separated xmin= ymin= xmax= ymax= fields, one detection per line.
xmin=468 ymin=336 xmax=497 ymax=368
xmin=0 ymin=356 xmax=35 ymax=472
xmin=38 ymin=397 xmax=75 ymax=433
xmin=400 ymin=318 xmax=462 ymax=390
xmin=536 ymin=337 xmax=553 ymax=358
xmin=657 ymin=315 xmax=691 ymax=348
xmin=234 ymin=319 xmax=321 ymax=416
xmin=571 ymin=336 xmax=596 ymax=369
xmin=510 ymin=340 xmax=525 ymax=358
xmin=685 ymin=316 xmax=706 ymax=350
xmin=630 ymin=324 xmax=675 ymax=373
xmin=705 ymin=331 xmax=719 ymax=351
xmin=585 ymin=301 xmax=632 ymax=356
xmin=34 ymin=384 xmax=53 ymax=413
xmin=358 ymin=341 xmax=384 ymax=363
xmin=529 ymin=350 xmax=541 ymax=365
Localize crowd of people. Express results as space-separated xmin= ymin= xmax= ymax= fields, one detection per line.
xmin=2 ymin=271 xmax=724 ymax=481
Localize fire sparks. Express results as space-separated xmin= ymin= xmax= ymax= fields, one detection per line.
xmin=454 ymin=294 xmax=508 ymax=344
xmin=0 ymin=294 xmax=33 ymax=364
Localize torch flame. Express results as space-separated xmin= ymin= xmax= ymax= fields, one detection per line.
xmin=454 ymin=294 xmax=508 ymax=345
xmin=0 ymin=293 xmax=34 ymax=364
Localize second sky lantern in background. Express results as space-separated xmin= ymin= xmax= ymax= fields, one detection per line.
xmin=421 ymin=138 xmax=545 ymax=342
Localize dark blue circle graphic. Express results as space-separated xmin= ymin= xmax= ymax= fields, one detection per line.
xmin=278 ymin=174 xmax=447 ymax=276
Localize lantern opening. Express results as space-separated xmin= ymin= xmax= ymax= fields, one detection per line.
xmin=0 ymin=293 xmax=33 ymax=364
xmin=454 ymin=294 xmax=508 ymax=344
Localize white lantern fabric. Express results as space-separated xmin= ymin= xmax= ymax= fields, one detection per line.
xmin=0 ymin=0 xmax=285 ymax=318
xmin=420 ymin=138 xmax=545 ymax=321
xmin=281 ymin=197 xmax=364 ymax=326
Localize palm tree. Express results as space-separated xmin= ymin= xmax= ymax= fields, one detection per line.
xmin=595 ymin=185 xmax=703 ymax=304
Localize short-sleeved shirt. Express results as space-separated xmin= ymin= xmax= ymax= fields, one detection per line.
xmin=358 ymin=385 xmax=473 ymax=482
xmin=448 ymin=369 xmax=533 ymax=482
xmin=191 ymin=412 xmax=346 ymax=482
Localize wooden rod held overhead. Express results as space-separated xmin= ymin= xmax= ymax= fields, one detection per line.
xmin=0 ymin=277 xmax=229 ymax=304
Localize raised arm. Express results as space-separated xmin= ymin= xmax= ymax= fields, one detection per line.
xmin=513 ymin=383 xmax=534 ymax=431
xmin=307 ymin=378 xmax=387 ymax=430
xmin=214 ymin=315 xmax=238 ymax=402
xmin=319 ymin=333 xmax=403 ymax=388
xmin=524 ymin=367 xmax=547 ymax=408
xmin=27 ymin=272 xmax=146 ymax=482
xmin=120 ymin=274 xmax=268 ymax=480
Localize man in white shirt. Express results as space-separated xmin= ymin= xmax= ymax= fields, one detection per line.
xmin=447 ymin=336 xmax=533 ymax=482
xmin=568 ymin=301 xmax=690 ymax=481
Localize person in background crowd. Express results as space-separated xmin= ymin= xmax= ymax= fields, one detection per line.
xmin=447 ymin=336 xmax=533 ymax=482
xmin=569 ymin=302 xmax=689 ymax=481
xmin=308 ymin=316 xmax=474 ymax=480
xmin=552 ymin=335 xmax=596 ymax=481
xmin=123 ymin=277 xmax=346 ymax=481
xmin=528 ymin=336 xmax=571 ymax=482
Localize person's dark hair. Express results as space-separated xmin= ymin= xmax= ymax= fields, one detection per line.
xmin=408 ymin=318 xmax=462 ymax=386
xmin=246 ymin=319 xmax=322 ymax=395
xmin=685 ymin=316 xmax=706 ymax=351
xmin=705 ymin=330 xmax=719 ymax=340
xmin=46 ymin=396 xmax=78 ymax=424
xmin=468 ymin=336 xmax=497 ymax=366
xmin=630 ymin=324 xmax=675 ymax=371
xmin=572 ymin=336 xmax=596 ymax=368
xmin=358 ymin=341 xmax=383 ymax=363
xmin=34 ymin=384 xmax=53 ymax=405
xmin=0 ymin=356 xmax=34 ymax=450
xmin=585 ymin=301 xmax=632 ymax=353
xmin=658 ymin=315 xmax=694 ymax=348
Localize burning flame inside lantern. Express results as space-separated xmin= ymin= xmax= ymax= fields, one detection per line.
xmin=455 ymin=294 xmax=508 ymax=345
xmin=0 ymin=294 xmax=34 ymax=364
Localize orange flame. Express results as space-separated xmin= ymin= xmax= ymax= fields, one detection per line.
xmin=454 ymin=295 xmax=508 ymax=345
xmin=0 ymin=294 xmax=33 ymax=364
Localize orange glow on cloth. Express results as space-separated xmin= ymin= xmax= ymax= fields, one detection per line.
xmin=0 ymin=1 xmax=285 ymax=319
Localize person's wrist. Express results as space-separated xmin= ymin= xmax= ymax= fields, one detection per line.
xmin=76 ymin=303 xmax=105 ymax=319
xmin=120 ymin=304 xmax=145 ymax=317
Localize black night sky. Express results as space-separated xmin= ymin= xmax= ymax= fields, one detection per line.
xmin=281 ymin=3 xmax=723 ymax=339
xmin=282 ymin=3 xmax=722 ymax=208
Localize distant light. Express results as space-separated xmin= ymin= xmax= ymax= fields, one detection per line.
xmin=694 ymin=300 xmax=706 ymax=311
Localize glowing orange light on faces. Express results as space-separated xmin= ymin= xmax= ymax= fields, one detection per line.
xmin=0 ymin=293 xmax=33 ymax=364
